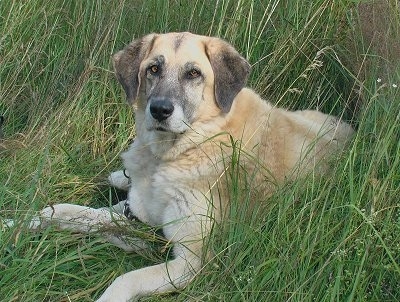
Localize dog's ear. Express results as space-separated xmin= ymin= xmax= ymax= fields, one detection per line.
xmin=113 ymin=34 xmax=157 ymax=104
xmin=206 ymin=38 xmax=251 ymax=113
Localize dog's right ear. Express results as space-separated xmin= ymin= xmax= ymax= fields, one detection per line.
xmin=112 ymin=34 xmax=156 ymax=104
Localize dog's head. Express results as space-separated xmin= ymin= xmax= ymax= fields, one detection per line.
xmin=113 ymin=32 xmax=250 ymax=134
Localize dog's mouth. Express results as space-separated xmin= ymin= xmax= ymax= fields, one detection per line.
xmin=155 ymin=126 xmax=168 ymax=132
xmin=152 ymin=125 xmax=186 ymax=135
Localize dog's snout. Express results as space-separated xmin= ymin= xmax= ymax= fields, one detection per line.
xmin=150 ymin=99 xmax=174 ymax=122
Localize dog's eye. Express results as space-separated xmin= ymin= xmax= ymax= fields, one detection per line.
xmin=148 ymin=65 xmax=159 ymax=75
xmin=187 ymin=69 xmax=201 ymax=79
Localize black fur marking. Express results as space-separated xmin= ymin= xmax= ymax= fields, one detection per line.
xmin=174 ymin=33 xmax=185 ymax=52
xmin=123 ymin=201 xmax=138 ymax=221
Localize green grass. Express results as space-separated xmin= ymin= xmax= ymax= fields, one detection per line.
xmin=1 ymin=0 xmax=399 ymax=301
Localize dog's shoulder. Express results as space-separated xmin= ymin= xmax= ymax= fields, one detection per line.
xmin=224 ymin=88 xmax=273 ymax=139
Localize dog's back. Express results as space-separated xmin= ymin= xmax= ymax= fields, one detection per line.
xmin=221 ymin=88 xmax=354 ymax=183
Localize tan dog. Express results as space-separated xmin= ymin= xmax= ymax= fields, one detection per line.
xmin=10 ymin=32 xmax=354 ymax=301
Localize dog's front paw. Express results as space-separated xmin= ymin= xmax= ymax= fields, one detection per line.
xmin=96 ymin=274 xmax=139 ymax=302
xmin=108 ymin=169 xmax=131 ymax=191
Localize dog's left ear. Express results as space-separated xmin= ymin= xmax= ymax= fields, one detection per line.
xmin=206 ymin=38 xmax=251 ymax=113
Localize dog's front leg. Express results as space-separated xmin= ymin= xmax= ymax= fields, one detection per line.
xmin=108 ymin=169 xmax=131 ymax=191
xmin=96 ymin=242 xmax=202 ymax=302
xmin=26 ymin=204 xmax=121 ymax=230
xmin=24 ymin=204 xmax=147 ymax=252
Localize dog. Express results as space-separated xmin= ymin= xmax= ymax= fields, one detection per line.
xmin=7 ymin=32 xmax=354 ymax=301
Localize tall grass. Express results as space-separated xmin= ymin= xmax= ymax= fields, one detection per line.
xmin=1 ymin=0 xmax=399 ymax=301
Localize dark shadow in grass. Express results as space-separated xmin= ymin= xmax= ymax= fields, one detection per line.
xmin=95 ymin=183 xmax=128 ymax=207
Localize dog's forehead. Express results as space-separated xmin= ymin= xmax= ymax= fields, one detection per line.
xmin=149 ymin=33 xmax=209 ymax=65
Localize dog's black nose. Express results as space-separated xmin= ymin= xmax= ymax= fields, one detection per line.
xmin=150 ymin=99 xmax=174 ymax=122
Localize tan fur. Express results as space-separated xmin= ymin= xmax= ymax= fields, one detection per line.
xmin=12 ymin=32 xmax=354 ymax=301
